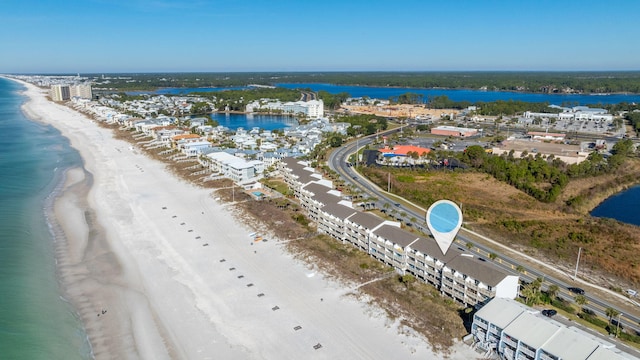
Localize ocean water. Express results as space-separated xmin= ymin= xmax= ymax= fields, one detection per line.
xmin=591 ymin=185 xmax=640 ymax=227
xmin=0 ymin=78 xmax=90 ymax=359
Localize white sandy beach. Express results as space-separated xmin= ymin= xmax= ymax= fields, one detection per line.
xmin=15 ymin=79 xmax=479 ymax=360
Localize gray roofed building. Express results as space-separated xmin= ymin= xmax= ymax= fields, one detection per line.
xmin=503 ymin=312 xmax=561 ymax=350
xmin=540 ymin=327 xmax=603 ymax=360
xmin=346 ymin=211 xmax=386 ymax=230
xmin=322 ymin=202 xmax=358 ymax=219
xmin=446 ymin=255 xmax=510 ymax=288
xmin=472 ymin=297 xmax=634 ymax=360
xmin=409 ymin=238 xmax=462 ymax=263
xmin=474 ymin=296 xmax=530 ymax=332
xmin=587 ymin=346 xmax=634 ymax=360
xmin=372 ymin=224 xmax=419 ymax=248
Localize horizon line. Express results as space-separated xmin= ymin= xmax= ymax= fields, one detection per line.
xmin=6 ymin=69 xmax=640 ymax=75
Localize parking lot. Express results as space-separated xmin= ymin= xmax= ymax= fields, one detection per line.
xmin=516 ymin=117 xmax=623 ymax=137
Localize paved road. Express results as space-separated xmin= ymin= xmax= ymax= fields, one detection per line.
xmin=328 ymin=128 xmax=640 ymax=336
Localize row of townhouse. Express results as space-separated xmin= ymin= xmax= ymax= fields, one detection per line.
xmin=279 ymin=158 xmax=519 ymax=306
xmin=472 ymin=297 xmax=632 ymax=360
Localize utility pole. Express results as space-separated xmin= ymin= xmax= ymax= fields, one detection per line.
xmin=573 ymin=247 xmax=582 ymax=280
xmin=387 ymin=172 xmax=391 ymax=193
xmin=616 ymin=313 xmax=623 ymax=338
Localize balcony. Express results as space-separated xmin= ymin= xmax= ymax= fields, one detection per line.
xmin=518 ymin=345 xmax=536 ymax=358
xmin=502 ymin=337 xmax=517 ymax=348
xmin=503 ymin=347 xmax=516 ymax=360
xmin=539 ymin=353 xmax=556 ymax=360
xmin=474 ymin=321 xmax=488 ymax=330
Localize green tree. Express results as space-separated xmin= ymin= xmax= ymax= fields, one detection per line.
xmin=328 ymin=134 xmax=344 ymax=148
xmin=605 ymin=307 xmax=619 ymax=323
xmin=463 ymin=145 xmax=487 ymax=167
xmin=612 ymin=138 xmax=634 ymax=157
xmin=521 ymin=282 xmax=542 ymax=306
xmin=547 ymin=284 xmax=559 ymax=301
xmin=191 ymin=101 xmax=212 ymax=115
xmin=574 ymin=295 xmax=587 ymax=306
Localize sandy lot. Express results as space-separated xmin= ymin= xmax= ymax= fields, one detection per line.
xmin=341 ymin=104 xmax=459 ymax=119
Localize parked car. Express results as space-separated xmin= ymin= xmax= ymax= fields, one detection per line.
xmin=568 ymin=287 xmax=585 ymax=295
xmin=582 ymin=308 xmax=596 ymax=316
xmin=611 ymin=318 xmax=624 ymax=330
xmin=542 ymin=309 xmax=557 ymax=317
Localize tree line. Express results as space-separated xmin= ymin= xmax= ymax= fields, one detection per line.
xmin=92 ymin=71 xmax=640 ymax=94
xmin=460 ymin=139 xmax=636 ymax=203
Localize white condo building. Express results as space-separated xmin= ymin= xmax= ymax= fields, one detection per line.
xmin=50 ymin=85 xmax=71 ymax=101
xmin=245 ymin=99 xmax=324 ymax=119
xmin=70 ymin=84 xmax=93 ymax=99
xmin=472 ymin=297 xmax=632 ymax=360
xmin=206 ymin=152 xmax=264 ymax=185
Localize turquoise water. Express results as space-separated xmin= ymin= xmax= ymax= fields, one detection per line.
xmin=0 ymin=78 xmax=90 ymax=359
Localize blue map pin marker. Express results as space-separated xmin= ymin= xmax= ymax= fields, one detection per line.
xmin=426 ymin=200 xmax=462 ymax=255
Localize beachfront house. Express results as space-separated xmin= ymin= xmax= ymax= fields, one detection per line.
xmin=205 ymin=151 xmax=264 ymax=185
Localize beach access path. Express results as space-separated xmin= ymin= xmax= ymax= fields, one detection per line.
xmin=15 ymin=79 xmax=479 ymax=360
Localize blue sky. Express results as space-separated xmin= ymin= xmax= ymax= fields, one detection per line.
xmin=1 ymin=0 xmax=638 ymax=73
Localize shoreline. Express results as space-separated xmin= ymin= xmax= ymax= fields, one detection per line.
xmin=10 ymin=78 xmax=480 ymax=359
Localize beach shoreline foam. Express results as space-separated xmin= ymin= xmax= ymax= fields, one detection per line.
xmin=12 ymin=78 xmax=479 ymax=359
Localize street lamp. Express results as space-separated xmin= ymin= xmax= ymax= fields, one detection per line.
xmin=616 ymin=313 xmax=623 ymax=338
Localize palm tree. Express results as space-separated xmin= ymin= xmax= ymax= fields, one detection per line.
xmin=605 ymin=307 xmax=619 ymax=324
xmin=547 ymin=284 xmax=559 ymax=301
xmin=489 ymin=253 xmax=498 ymax=261
xmin=466 ymin=242 xmax=474 ymax=250
xmin=575 ymin=295 xmax=587 ymax=307
xmin=382 ymin=203 xmax=391 ymax=213
xmin=521 ymin=283 xmax=542 ymax=306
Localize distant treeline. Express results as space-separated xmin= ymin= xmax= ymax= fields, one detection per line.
xmin=419 ymin=95 xmax=564 ymax=116
xmin=88 ymin=72 xmax=640 ymax=94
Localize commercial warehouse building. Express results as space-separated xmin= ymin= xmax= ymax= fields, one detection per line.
xmin=431 ymin=125 xmax=479 ymax=138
